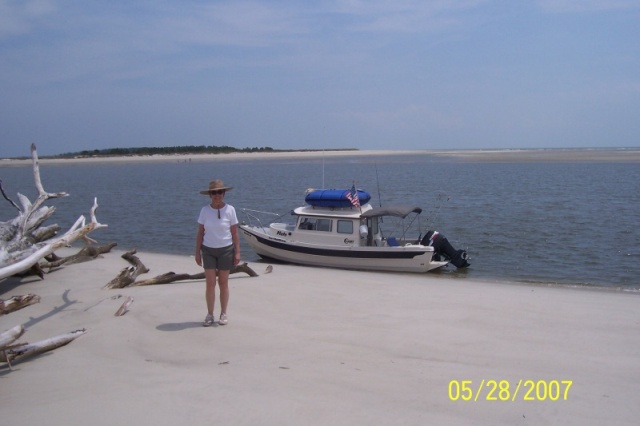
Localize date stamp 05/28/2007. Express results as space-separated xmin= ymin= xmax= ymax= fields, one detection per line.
xmin=448 ymin=380 xmax=573 ymax=402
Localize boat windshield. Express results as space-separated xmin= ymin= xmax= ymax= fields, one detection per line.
xmin=361 ymin=205 xmax=424 ymax=242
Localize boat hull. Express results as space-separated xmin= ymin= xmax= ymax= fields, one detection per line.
xmin=240 ymin=225 xmax=448 ymax=273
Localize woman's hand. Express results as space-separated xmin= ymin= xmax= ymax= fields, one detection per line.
xmin=195 ymin=252 xmax=202 ymax=266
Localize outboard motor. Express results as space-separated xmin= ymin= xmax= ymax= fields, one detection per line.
xmin=421 ymin=230 xmax=470 ymax=268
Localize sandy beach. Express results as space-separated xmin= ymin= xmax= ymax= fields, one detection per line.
xmin=1 ymin=248 xmax=639 ymax=425
xmin=1 ymin=150 xmax=416 ymax=166
xmin=2 ymin=147 xmax=640 ymax=166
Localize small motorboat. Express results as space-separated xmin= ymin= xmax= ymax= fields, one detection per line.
xmin=239 ymin=188 xmax=469 ymax=273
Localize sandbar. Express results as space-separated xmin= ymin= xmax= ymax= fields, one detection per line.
xmin=1 ymin=249 xmax=639 ymax=425
xmin=2 ymin=148 xmax=640 ymax=167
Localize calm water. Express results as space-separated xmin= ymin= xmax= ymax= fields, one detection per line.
xmin=1 ymin=154 xmax=639 ymax=290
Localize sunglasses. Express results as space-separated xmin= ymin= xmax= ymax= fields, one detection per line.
xmin=209 ymin=190 xmax=225 ymax=195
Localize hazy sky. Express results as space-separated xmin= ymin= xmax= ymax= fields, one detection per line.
xmin=1 ymin=0 xmax=639 ymax=157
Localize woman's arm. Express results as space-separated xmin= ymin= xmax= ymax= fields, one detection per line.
xmin=195 ymin=224 xmax=205 ymax=266
xmin=231 ymin=223 xmax=240 ymax=265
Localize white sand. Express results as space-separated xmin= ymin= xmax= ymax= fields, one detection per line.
xmin=2 ymin=148 xmax=640 ymax=166
xmin=2 ymin=249 xmax=639 ymax=425
xmin=1 ymin=150 xmax=417 ymax=166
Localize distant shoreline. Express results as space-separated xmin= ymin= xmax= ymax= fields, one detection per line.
xmin=2 ymin=147 xmax=640 ymax=166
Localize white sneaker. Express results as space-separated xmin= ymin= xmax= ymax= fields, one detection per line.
xmin=218 ymin=313 xmax=228 ymax=326
xmin=203 ymin=314 xmax=215 ymax=327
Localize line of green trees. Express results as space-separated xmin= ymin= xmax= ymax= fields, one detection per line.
xmin=52 ymin=146 xmax=359 ymax=159
xmin=55 ymin=145 xmax=279 ymax=158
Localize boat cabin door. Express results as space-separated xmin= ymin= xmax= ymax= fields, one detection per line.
xmin=362 ymin=217 xmax=380 ymax=246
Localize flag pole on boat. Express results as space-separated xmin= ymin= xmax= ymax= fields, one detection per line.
xmin=322 ymin=149 xmax=325 ymax=189
xmin=374 ymin=162 xmax=382 ymax=207
xmin=347 ymin=180 xmax=362 ymax=213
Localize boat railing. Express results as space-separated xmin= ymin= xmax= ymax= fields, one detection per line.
xmin=240 ymin=208 xmax=293 ymax=232
xmin=379 ymin=213 xmax=422 ymax=244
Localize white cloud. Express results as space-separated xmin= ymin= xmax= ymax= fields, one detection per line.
xmin=536 ymin=0 xmax=640 ymax=13
xmin=333 ymin=0 xmax=487 ymax=33
xmin=0 ymin=0 xmax=55 ymax=39
xmin=147 ymin=2 xmax=308 ymax=48
xmin=1 ymin=0 xmax=638 ymax=155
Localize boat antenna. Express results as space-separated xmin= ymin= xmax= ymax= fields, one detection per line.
xmin=424 ymin=194 xmax=449 ymax=231
xmin=322 ymin=149 xmax=325 ymax=189
xmin=374 ymin=162 xmax=382 ymax=207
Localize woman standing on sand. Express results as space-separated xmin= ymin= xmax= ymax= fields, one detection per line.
xmin=195 ymin=180 xmax=241 ymax=327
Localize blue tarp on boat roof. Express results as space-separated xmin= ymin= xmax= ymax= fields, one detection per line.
xmin=305 ymin=189 xmax=372 ymax=207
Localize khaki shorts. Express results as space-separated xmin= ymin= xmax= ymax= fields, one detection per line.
xmin=201 ymin=245 xmax=234 ymax=271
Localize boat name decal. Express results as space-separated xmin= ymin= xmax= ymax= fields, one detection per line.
xmin=343 ymin=238 xmax=354 ymax=244
xmin=268 ymin=236 xmax=287 ymax=243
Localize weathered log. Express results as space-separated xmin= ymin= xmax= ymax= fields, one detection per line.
xmin=0 ymin=144 xmax=107 ymax=281
xmin=131 ymin=262 xmax=258 ymax=285
xmin=132 ymin=272 xmax=205 ymax=286
xmin=12 ymin=248 xmax=99 ymax=278
xmin=42 ymin=242 xmax=117 ymax=269
xmin=13 ymin=262 xmax=45 ymax=279
xmin=104 ymin=249 xmax=149 ymax=289
xmin=233 ymin=262 xmax=258 ymax=277
xmin=0 ymin=328 xmax=86 ymax=365
xmin=0 ymin=199 xmax=107 ymax=280
xmin=32 ymin=224 xmax=61 ymax=243
xmin=0 ymin=325 xmax=25 ymax=350
xmin=0 ymin=179 xmax=21 ymax=212
xmin=114 ymin=296 xmax=134 ymax=316
xmin=0 ymin=294 xmax=41 ymax=316
xmin=0 ymin=325 xmax=27 ymax=369
xmin=2 ymin=144 xmax=68 ymax=246
xmin=106 ymin=251 xmax=258 ymax=288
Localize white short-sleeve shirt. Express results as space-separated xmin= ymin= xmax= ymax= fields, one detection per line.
xmin=197 ymin=204 xmax=238 ymax=248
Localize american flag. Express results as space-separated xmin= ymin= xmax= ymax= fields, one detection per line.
xmin=346 ymin=183 xmax=360 ymax=209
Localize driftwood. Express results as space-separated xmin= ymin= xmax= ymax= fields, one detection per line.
xmin=0 ymin=328 xmax=86 ymax=366
xmin=0 ymin=144 xmax=107 ymax=281
xmin=0 ymin=325 xmax=26 ymax=370
xmin=233 ymin=262 xmax=259 ymax=277
xmin=0 ymin=198 xmax=106 ymax=280
xmin=42 ymin=242 xmax=118 ymax=269
xmin=0 ymin=325 xmax=25 ymax=350
xmin=132 ymin=271 xmax=205 ymax=286
xmin=114 ymin=296 xmax=134 ymax=316
xmin=104 ymin=250 xmax=150 ymax=289
xmin=11 ymin=243 xmax=118 ymax=280
xmin=105 ymin=251 xmax=259 ymax=288
xmin=0 ymin=294 xmax=41 ymax=316
xmin=13 ymin=262 xmax=46 ymax=279
xmin=130 ymin=261 xmax=258 ymax=286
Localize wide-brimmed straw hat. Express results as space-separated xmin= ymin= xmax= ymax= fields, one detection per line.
xmin=199 ymin=180 xmax=234 ymax=195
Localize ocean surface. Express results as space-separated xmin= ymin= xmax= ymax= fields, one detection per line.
xmin=1 ymin=153 xmax=639 ymax=290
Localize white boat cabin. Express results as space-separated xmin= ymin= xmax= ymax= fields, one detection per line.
xmin=267 ymin=203 xmax=415 ymax=248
